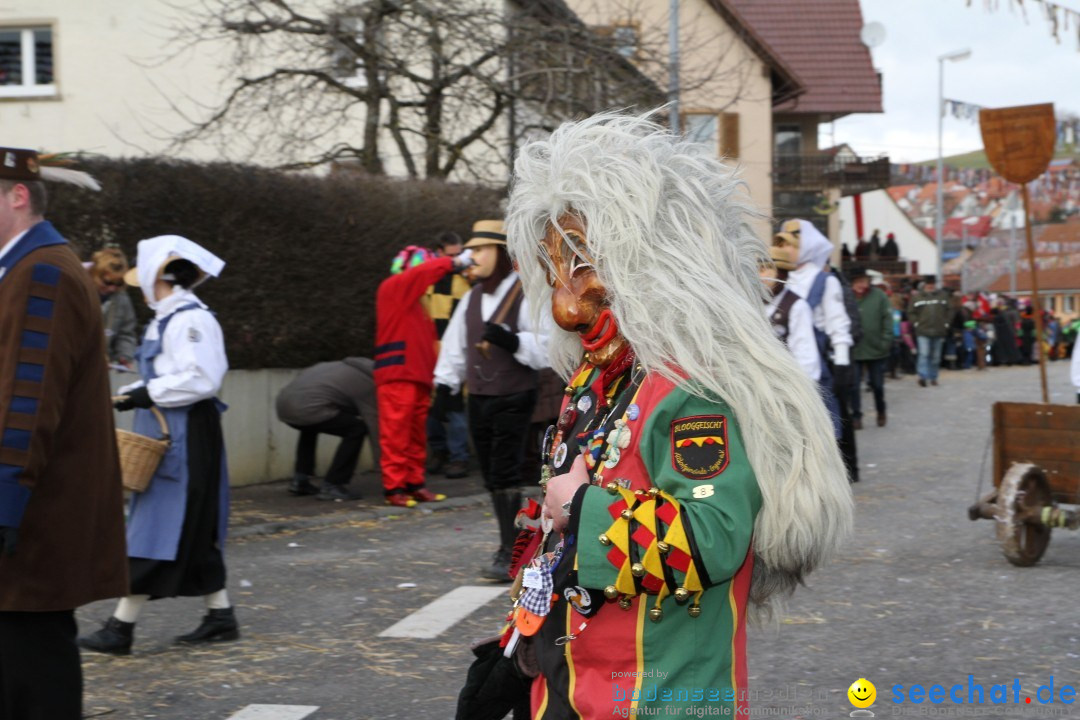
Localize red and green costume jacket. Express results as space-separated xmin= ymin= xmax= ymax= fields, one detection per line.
xmin=531 ymin=362 xmax=762 ymax=719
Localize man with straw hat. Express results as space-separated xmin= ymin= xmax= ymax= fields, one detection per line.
xmin=434 ymin=220 xmax=550 ymax=581
xmin=0 ymin=147 xmax=127 ymax=719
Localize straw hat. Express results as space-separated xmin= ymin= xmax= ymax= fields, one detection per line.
xmin=463 ymin=219 xmax=507 ymax=249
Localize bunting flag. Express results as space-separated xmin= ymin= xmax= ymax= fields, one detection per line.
xmin=967 ymin=0 xmax=1080 ymax=49
xmin=943 ymin=99 xmax=983 ymax=122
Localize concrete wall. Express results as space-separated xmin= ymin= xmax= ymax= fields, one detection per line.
xmin=111 ymin=369 xmax=376 ymax=487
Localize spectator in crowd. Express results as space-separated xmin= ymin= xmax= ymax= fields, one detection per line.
xmin=854 ymin=235 xmax=870 ymax=261
xmin=991 ymin=305 xmax=1020 ymax=366
xmin=434 ymin=220 xmax=549 ymax=581
xmin=909 ymin=276 xmax=951 ymax=387
xmin=86 ymin=247 xmax=138 ymax=368
xmin=868 ymin=228 xmax=882 ymax=259
xmin=1018 ymin=304 xmax=1037 ymax=365
xmin=276 ymin=358 xmax=378 ymax=501
xmin=80 ymin=235 xmax=237 ymax=655
xmin=849 ymin=266 xmax=892 ymax=428
xmin=880 ymin=232 xmax=899 ymax=259
xmin=1071 ymin=337 xmax=1080 ymax=403
xmin=426 ymin=232 xmax=472 ymax=479
xmin=0 ymin=147 xmax=127 ymax=718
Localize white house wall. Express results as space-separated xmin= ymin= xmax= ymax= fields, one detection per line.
xmin=839 ymin=188 xmax=939 ymax=276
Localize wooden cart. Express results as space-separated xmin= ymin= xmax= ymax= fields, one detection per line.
xmin=967 ymin=402 xmax=1080 ymax=566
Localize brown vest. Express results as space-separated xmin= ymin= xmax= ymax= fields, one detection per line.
xmin=465 ymin=282 xmax=538 ymax=396
xmin=768 ymin=288 xmax=800 ymax=345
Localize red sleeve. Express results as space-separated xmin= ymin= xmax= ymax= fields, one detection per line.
xmin=379 ymin=257 xmax=454 ymax=306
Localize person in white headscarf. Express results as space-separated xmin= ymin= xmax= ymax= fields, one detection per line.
xmin=79 ymin=235 xmax=238 ymax=655
xmin=776 ymin=219 xmax=859 ymax=482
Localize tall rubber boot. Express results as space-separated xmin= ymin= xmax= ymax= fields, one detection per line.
xmin=482 ymin=489 xmax=521 ymax=582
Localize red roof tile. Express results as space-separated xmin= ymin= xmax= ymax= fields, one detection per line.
xmin=985 ymin=265 xmax=1080 ymax=293
xmin=726 ymin=0 xmax=883 ymax=116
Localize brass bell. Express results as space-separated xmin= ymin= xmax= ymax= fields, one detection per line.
xmin=620 ymin=509 xmax=633 ymax=520
xmin=674 ymin=587 xmax=690 ymax=603
xmin=604 ymin=585 xmax=619 ymax=600
xmin=648 ymin=487 xmax=661 ymax=498
xmin=606 ymin=482 xmax=620 ymax=495
xmin=564 ymin=386 xmax=574 ymax=396
xmin=648 ymin=607 xmax=663 ymax=623
xmin=688 ymin=604 xmax=702 ymax=618
xmin=630 ymin=563 xmax=645 ymax=578
xmin=656 ymin=541 xmax=670 ymax=554
xmin=598 ymin=533 xmax=612 ymax=546
xmin=618 ymin=596 xmax=633 ymax=610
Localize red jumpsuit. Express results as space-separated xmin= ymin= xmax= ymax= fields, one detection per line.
xmin=373 ymin=257 xmax=455 ymax=496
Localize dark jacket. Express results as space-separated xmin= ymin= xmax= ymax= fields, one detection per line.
xmin=277 ymin=358 xmax=377 ymax=431
xmin=853 ymin=287 xmax=893 ymax=361
xmin=909 ymin=289 xmax=951 ymax=338
xmin=102 ymin=290 xmax=138 ymax=363
xmin=0 ymin=221 xmax=128 ymax=611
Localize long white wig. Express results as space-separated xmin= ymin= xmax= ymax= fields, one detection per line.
xmin=506 ymin=112 xmax=853 ymax=618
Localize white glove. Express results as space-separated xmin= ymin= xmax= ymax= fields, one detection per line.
xmin=453 ymin=249 xmax=475 ymax=270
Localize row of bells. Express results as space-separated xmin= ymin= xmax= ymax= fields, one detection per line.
xmin=601 ymin=581 xmax=701 ymax=621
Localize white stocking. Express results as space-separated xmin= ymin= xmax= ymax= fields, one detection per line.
xmin=114 ymin=594 xmax=149 ymax=623
xmin=205 ymin=589 xmax=230 ymax=610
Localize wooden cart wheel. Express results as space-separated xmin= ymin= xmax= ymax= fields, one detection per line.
xmin=995 ymin=463 xmax=1052 ymax=567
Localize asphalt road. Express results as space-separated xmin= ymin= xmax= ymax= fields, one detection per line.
xmin=78 ymin=361 xmax=1080 ymax=719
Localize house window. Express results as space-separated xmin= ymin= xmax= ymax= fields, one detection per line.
xmin=1042 ymin=295 xmax=1054 ymax=312
xmin=329 ymin=15 xmax=366 ymax=89
xmin=1065 ymin=294 xmax=1076 ymax=314
xmin=684 ymin=112 xmax=740 ymax=159
xmin=611 ymin=25 xmax=638 ymax=59
xmin=775 ymin=124 xmax=801 ymax=156
xmin=685 ymin=113 xmax=718 ymax=154
xmin=0 ymin=27 xmax=55 ymax=98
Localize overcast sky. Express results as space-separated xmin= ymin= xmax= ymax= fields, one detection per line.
xmin=827 ymin=0 xmax=1080 ymax=163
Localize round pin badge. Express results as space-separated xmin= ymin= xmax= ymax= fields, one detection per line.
xmin=604 ymin=448 xmax=621 ymax=468
xmin=553 ymin=442 xmax=568 ymax=468
xmin=577 ymin=395 xmax=593 ymax=413
xmin=627 ymin=404 xmax=640 ymax=421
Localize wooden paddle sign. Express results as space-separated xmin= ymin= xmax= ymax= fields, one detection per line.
xmin=978 ymin=102 xmax=1056 ymax=402
xmin=979 ymin=103 xmax=1055 ymax=184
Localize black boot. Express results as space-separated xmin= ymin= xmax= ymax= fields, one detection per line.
xmin=176 ymin=607 xmax=240 ymax=644
xmin=288 ymin=473 xmax=318 ymax=496
xmin=78 ymin=617 xmax=134 ymax=656
xmin=482 ymin=490 xmax=521 ymax=582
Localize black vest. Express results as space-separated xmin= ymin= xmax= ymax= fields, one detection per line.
xmin=464 ymin=282 xmax=538 ymax=396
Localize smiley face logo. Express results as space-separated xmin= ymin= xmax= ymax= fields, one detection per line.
xmin=848 ymin=678 xmax=876 ymax=708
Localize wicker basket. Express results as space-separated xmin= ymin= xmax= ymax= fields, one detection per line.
xmin=115 ymin=405 xmax=170 ymax=493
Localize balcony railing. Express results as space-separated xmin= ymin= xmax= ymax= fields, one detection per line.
xmin=774 ymin=154 xmax=891 ymax=196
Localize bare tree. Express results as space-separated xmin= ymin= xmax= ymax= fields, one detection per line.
xmin=159 ymin=0 xmax=756 ymax=183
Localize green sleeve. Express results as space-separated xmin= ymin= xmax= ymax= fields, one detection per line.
xmin=576 ymin=385 xmax=762 ymax=589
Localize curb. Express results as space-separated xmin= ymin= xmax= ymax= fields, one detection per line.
xmin=231 ymin=492 xmax=492 ymax=539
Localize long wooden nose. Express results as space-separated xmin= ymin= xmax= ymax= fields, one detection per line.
xmin=551 ymin=283 xmax=588 ymax=332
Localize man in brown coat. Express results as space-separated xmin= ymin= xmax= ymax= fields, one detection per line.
xmin=0 ymin=147 xmax=128 ymax=719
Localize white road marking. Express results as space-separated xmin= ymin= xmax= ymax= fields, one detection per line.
xmin=226 ymin=705 xmax=320 ymax=720
xmin=378 ymin=585 xmax=508 ymax=639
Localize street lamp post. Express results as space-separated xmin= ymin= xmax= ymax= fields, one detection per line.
xmin=936 ymin=48 xmax=971 ymax=285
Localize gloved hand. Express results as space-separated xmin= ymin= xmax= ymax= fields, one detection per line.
xmin=453 ymin=249 xmax=475 ymax=270
xmin=0 ymin=526 xmax=18 ymax=557
xmin=832 ymin=363 xmax=854 ymax=392
xmin=114 ymin=385 xmax=153 ymax=411
xmin=482 ymin=322 xmax=520 ymax=354
xmin=432 ymin=384 xmax=454 ymax=423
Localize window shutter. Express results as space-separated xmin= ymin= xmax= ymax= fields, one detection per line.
xmin=721 ymin=112 xmax=740 ymax=159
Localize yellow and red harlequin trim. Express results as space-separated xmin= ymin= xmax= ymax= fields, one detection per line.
xmin=599 ymin=484 xmax=705 ymax=617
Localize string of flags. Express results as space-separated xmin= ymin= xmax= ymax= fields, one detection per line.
xmin=943 ymin=99 xmax=982 ymax=122
xmin=943 ymin=98 xmax=1079 ymax=148
xmin=967 ymin=0 xmax=1080 ymax=48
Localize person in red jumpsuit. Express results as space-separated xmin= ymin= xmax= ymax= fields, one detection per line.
xmin=374 ymin=248 xmax=473 ymax=507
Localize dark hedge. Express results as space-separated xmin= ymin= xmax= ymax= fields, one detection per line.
xmin=47 ymin=158 xmax=503 ymax=369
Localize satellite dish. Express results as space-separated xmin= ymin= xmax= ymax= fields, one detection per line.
xmin=860 ymin=21 xmax=886 ymax=49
